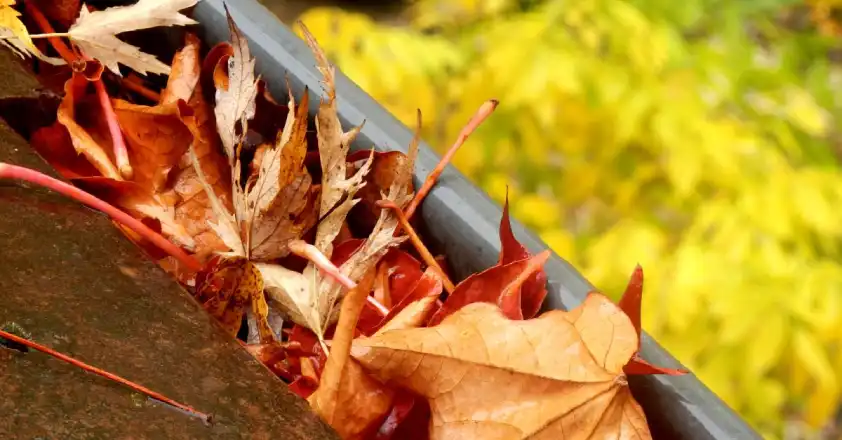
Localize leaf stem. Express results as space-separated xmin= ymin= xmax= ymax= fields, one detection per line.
xmin=93 ymin=79 xmax=133 ymax=180
xmin=0 ymin=162 xmax=202 ymax=273
xmin=0 ymin=329 xmax=212 ymax=423
xmin=0 ymin=32 xmax=71 ymax=40
xmin=287 ymin=240 xmax=389 ymax=316
xmin=376 ymin=200 xmax=455 ymax=293
xmin=403 ymin=99 xmax=498 ymax=220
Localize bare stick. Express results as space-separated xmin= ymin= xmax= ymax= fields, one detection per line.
xmin=0 ymin=329 xmax=211 ymax=423
xmin=376 ymin=200 xmax=455 ymax=293
xmin=403 ymin=99 xmax=498 ymax=220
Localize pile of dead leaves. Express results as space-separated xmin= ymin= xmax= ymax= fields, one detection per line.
xmin=1 ymin=1 xmax=686 ymax=439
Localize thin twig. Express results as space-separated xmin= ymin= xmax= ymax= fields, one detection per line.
xmin=0 ymin=329 xmax=212 ymax=424
xmin=121 ymin=76 xmax=161 ymax=102
xmin=287 ymin=240 xmax=389 ymax=316
xmin=0 ymin=163 xmax=202 ymax=272
xmin=376 ymin=200 xmax=455 ymax=293
xmin=403 ymin=99 xmax=498 ymax=220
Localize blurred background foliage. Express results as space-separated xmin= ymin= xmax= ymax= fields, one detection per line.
xmin=261 ymin=0 xmax=842 ymax=437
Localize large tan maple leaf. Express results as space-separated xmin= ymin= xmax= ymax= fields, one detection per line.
xmin=350 ymin=293 xmax=652 ymax=440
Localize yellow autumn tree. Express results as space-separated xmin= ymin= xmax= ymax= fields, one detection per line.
xmin=284 ymin=0 xmax=842 ymax=437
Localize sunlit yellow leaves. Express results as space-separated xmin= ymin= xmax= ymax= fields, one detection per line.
xmin=410 ymin=0 xmax=516 ymax=30
xmin=511 ymin=193 xmax=562 ymax=230
xmin=793 ymin=329 xmax=839 ymax=426
xmin=745 ymin=313 xmax=786 ymax=376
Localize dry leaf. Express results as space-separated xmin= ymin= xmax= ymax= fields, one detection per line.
xmin=56 ymin=74 xmax=121 ymax=180
xmin=162 ymin=34 xmax=234 ymax=260
xmin=159 ymin=32 xmax=201 ymax=106
xmin=29 ymin=122 xmax=101 ymax=179
xmin=213 ymin=7 xmax=257 ymax=161
xmin=308 ymin=270 xmax=393 ymax=439
xmin=314 ymin=110 xmax=422 ymax=330
xmin=299 ymin=23 xmax=373 ymax=257
xmin=310 ymin=273 xmax=441 ymax=439
xmin=375 ymin=294 xmax=438 ymax=335
xmin=351 ymin=295 xmax=653 ymax=440
xmin=256 ymin=262 xmax=320 ymax=334
xmin=197 ymin=12 xmax=316 ymax=261
xmin=68 ymin=0 xmax=199 ymax=76
xmin=112 ymin=100 xmax=193 ymax=192
xmin=244 ymin=88 xmax=316 ymax=260
xmin=193 ymin=256 xmax=261 ymax=337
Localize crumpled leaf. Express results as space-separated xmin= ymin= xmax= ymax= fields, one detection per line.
xmin=68 ymin=0 xmax=199 ymax=76
xmin=0 ymin=0 xmax=63 ymax=64
xmin=193 ymin=256 xmax=262 ymax=337
xmin=213 ymin=6 xmax=257 ymax=161
xmin=53 ymin=73 xmax=196 ymax=248
xmin=499 ymin=194 xmax=548 ymax=319
xmin=162 ymin=34 xmax=233 ymax=260
xmin=192 ymin=256 xmax=276 ymax=343
xmin=310 ymin=271 xmax=439 ymax=439
xmin=56 ymin=74 xmax=121 ymax=180
xmin=112 ymin=98 xmax=193 ymax=192
xmin=243 ymin=87 xmax=317 ymax=260
xmin=427 ymin=250 xmax=550 ymax=326
xmin=352 ymin=295 xmax=654 ymax=440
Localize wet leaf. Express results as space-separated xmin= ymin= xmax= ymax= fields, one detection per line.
xmin=352 ymin=295 xmax=653 ymax=440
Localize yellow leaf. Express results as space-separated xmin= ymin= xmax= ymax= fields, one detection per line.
xmin=745 ymin=313 xmax=786 ymax=377
xmin=0 ymin=0 xmax=62 ymax=64
xmin=793 ymin=329 xmax=838 ymax=423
